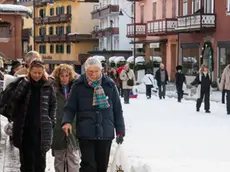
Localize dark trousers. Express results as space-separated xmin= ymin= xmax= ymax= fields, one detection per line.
xmin=146 ymin=85 xmax=153 ymax=98
xmin=226 ymin=91 xmax=230 ymax=114
xmin=196 ymin=90 xmax=210 ymax=111
xmin=79 ymin=139 xmax=112 ymax=172
xmin=177 ymin=86 xmax=184 ymax=102
xmin=222 ymin=89 xmax=226 ymax=104
xmin=158 ymin=84 xmax=166 ymax=99
xmin=123 ymin=89 xmax=131 ymax=103
xmin=19 ymin=138 xmax=46 ymax=172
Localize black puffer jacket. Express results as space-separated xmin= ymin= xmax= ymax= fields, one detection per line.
xmin=62 ymin=74 xmax=125 ymax=140
xmin=10 ymin=78 xmax=57 ymax=152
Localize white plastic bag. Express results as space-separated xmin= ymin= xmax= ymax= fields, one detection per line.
xmin=110 ymin=144 xmax=129 ymax=172
xmin=4 ymin=122 xmax=13 ymax=136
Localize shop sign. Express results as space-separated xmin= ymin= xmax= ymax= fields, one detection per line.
xmin=135 ymin=44 xmax=143 ymax=49
xmin=150 ymin=43 xmax=160 ymax=48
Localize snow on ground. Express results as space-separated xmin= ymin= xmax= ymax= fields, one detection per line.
xmin=1 ymin=92 xmax=230 ymax=172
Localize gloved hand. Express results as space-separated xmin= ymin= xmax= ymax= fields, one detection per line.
xmin=116 ymin=134 xmax=124 ymax=144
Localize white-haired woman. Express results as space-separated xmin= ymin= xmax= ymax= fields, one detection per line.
xmin=61 ymin=57 xmax=125 ymax=172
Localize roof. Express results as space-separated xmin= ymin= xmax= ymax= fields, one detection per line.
xmin=0 ymin=4 xmax=32 ymax=17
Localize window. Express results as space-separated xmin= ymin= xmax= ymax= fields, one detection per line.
xmin=56 ymin=45 xmax=64 ymax=54
xmin=50 ymin=45 xmax=54 ymax=54
xmin=192 ymin=0 xmax=201 ymax=14
xmin=204 ymin=0 xmax=214 ymax=13
xmin=66 ymin=44 xmax=71 ymax=54
xmin=172 ymin=0 xmax=176 ymax=18
xmin=162 ymin=0 xmax=166 ymax=18
xmin=60 ymin=6 xmax=65 ymax=14
xmin=56 ymin=27 xmax=60 ymax=35
xmin=67 ymin=5 xmax=72 ymax=14
xmin=66 ymin=26 xmax=71 ymax=34
xmin=39 ymin=9 xmax=46 ymax=17
xmin=39 ymin=45 xmax=46 ymax=54
xmin=183 ymin=0 xmax=188 ymax=15
xmin=50 ymin=8 xmax=54 ymax=16
xmin=39 ymin=27 xmax=46 ymax=36
xmin=152 ymin=2 xmax=157 ymax=20
xmin=182 ymin=47 xmax=199 ymax=76
xmin=219 ymin=47 xmax=230 ymax=76
xmin=60 ymin=26 xmax=64 ymax=35
xmin=140 ymin=5 xmax=144 ymax=23
xmin=56 ymin=7 xmax=60 ymax=15
xmin=49 ymin=27 xmax=53 ymax=35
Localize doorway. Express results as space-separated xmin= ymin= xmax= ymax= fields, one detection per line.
xmin=201 ymin=41 xmax=214 ymax=72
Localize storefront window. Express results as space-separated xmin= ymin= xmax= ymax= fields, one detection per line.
xmin=182 ymin=48 xmax=199 ymax=76
xmin=219 ymin=47 xmax=230 ymax=76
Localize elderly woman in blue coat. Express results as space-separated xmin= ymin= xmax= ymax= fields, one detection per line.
xmin=62 ymin=57 xmax=125 ymax=172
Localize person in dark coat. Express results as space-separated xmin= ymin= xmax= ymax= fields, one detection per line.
xmin=51 ymin=64 xmax=80 ymax=172
xmin=62 ymin=57 xmax=125 ymax=172
xmin=7 ymin=59 xmax=57 ymax=172
xmin=191 ymin=64 xmax=212 ymax=113
xmin=155 ymin=63 xmax=169 ymax=99
xmin=175 ymin=65 xmax=186 ymax=102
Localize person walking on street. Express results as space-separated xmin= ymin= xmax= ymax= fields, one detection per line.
xmin=155 ymin=63 xmax=169 ymax=99
xmin=6 ymin=59 xmax=56 ymax=172
xmin=62 ymin=57 xmax=125 ymax=172
xmin=51 ymin=64 xmax=80 ymax=172
xmin=220 ymin=63 xmax=230 ymax=114
xmin=191 ymin=64 xmax=212 ymax=113
xmin=142 ymin=70 xmax=155 ymax=99
xmin=175 ymin=65 xmax=186 ymax=102
xmin=120 ymin=64 xmax=135 ymax=104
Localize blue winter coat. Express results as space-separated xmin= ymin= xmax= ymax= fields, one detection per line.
xmin=62 ymin=74 xmax=125 ymax=140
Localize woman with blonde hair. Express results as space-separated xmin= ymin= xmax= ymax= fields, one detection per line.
xmin=191 ymin=64 xmax=212 ymax=113
xmin=51 ymin=64 xmax=80 ymax=172
xmin=5 ymin=59 xmax=56 ymax=172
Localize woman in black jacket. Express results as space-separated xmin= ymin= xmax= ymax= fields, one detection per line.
xmin=191 ymin=64 xmax=212 ymax=113
xmin=62 ymin=57 xmax=125 ymax=172
xmin=9 ymin=59 xmax=56 ymax=172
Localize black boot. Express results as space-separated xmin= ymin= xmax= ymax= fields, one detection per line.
xmin=205 ymin=110 xmax=211 ymax=113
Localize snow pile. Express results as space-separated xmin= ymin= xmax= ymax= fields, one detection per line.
xmin=109 ymin=56 xmax=117 ymax=63
xmin=183 ymin=57 xmax=197 ymax=63
xmin=0 ymin=4 xmax=32 ymax=17
xmin=114 ymin=56 xmax=126 ymax=64
xmin=150 ymin=56 xmax=162 ymax=62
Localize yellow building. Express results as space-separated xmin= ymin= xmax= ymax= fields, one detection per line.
xmin=19 ymin=0 xmax=99 ymax=72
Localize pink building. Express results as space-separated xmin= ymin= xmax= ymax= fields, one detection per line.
xmin=127 ymin=0 xmax=178 ymax=80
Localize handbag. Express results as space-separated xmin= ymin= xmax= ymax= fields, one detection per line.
xmin=126 ymin=72 xmax=134 ymax=86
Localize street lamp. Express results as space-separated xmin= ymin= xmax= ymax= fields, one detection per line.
xmin=119 ymin=1 xmax=136 ymax=69
xmin=110 ymin=20 xmax=114 ymax=51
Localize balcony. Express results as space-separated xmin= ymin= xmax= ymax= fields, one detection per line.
xmin=22 ymin=28 xmax=32 ymax=41
xmin=35 ymin=35 xmax=49 ymax=43
xmin=49 ymin=35 xmax=61 ymax=42
xmin=59 ymin=14 xmax=72 ymax=23
xmin=104 ymin=27 xmax=119 ymax=36
xmin=126 ymin=23 xmax=146 ymax=38
xmin=68 ymin=33 xmax=98 ymax=42
xmin=91 ymin=5 xmax=119 ymax=19
xmin=147 ymin=18 xmax=177 ymax=36
xmin=175 ymin=13 xmax=216 ymax=32
xmin=49 ymin=16 xmax=60 ymax=24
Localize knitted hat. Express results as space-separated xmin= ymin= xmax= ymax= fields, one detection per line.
xmin=176 ymin=65 xmax=182 ymax=71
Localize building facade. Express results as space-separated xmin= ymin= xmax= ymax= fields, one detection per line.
xmin=0 ymin=1 xmax=31 ymax=61
xmin=90 ymin=0 xmax=133 ymax=58
xmin=127 ymin=0 xmax=178 ymax=81
xmin=177 ymin=0 xmax=230 ymax=80
xmin=18 ymin=0 xmax=99 ymax=72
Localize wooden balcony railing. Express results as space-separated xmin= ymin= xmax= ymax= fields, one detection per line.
xmin=147 ymin=18 xmax=177 ymax=36
xmin=126 ymin=23 xmax=146 ymax=38
xmin=175 ymin=13 xmax=216 ymax=32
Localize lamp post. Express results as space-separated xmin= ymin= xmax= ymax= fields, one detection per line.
xmin=110 ymin=20 xmax=114 ymax=51
xmin=119 ymin=0 xmax=136 ymax=70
